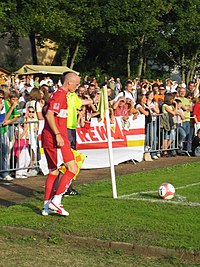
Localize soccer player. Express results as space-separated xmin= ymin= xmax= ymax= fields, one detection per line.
xmin=41 ymin=72 xmax=84 ymax=216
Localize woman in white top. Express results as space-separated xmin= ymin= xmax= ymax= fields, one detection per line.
xmin=25 ymin=88 xmax=45 ymax=175
xmin=146 ymin=91 xmax=160 ymax=159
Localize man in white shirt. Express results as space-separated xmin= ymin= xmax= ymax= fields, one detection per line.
xmin=113 ymin=80 xmax=136 ymax=103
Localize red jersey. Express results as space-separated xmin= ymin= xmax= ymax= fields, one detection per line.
xmin=42 ymin=88 xmax=70 ymax=148
xmin=193 ymin=102 xmax=200 ymax=122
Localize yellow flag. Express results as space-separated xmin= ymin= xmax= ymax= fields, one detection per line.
xmin=59 ymin=149 xmax=86 ymax=180
xmin=97 ymin=86 xmax=109 ymax=120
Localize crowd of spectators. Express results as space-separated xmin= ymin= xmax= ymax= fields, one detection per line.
xmin=0 ymin=73 xmax=200 ymax=180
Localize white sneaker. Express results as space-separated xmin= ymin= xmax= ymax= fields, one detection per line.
xmin=48 ymin=201 xmax=69 ymax=216
xmin=15 ymin=175 xmax=27 ymax=179
xmin=27 ymin=170 xmax=38 ymax=177
xmin=152 ymin=155 xmax=159 ymax=160
xmin=41 ymin=208 xmax=57 ymax=216
xmin=3 ymin=175 xmax=14 ymax=181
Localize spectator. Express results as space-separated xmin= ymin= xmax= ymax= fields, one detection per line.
xmin=177 ymin=87 xmax=193 ymax=152
xmin=87 ymin=83 xmax=96 ymax=99
xmin=146 ymin=91 xmax=160 ymax=159
xmin=113 ymin=96 xmax=129 ymax=117
xmin=114 ymin=78 xmax=122 ymax=96
xmin=187 ymin=81 xmax=196 ymax=95
xmin=26 ymin=88 xmax=44 ymax=120
xmin=113 ymin=96 xmax=130 ymax=131
xmin=33 ymin=77 xmax=40 ymax=88
xmin=77 ymin=85 xmax=86 ymax=99
xmin=135 ymin=94 xmax=151 ymax=152
xmin=26 ymin=106 xmax=38 ymax=170
xmin=114 ymin=80 xmax=135 ymax=103
xmin=14 ymin=121 xmax=30 ymax=178
xmin=161 ymin=93 xmax=178 ymax=157
xmin=40 ymin=76 xmax=48 ymax=87
xmin=154 ymin=84 xmax=166 ymax=111
xmin=0 ymin=89 xmax=14 ymax=181
xmin=0 ymin=90 xmax=19 ymax=181
xmin=108 ymin=77 xmax=115 ymax=92
xmin=125 ymin=98 xmax=138 ymax=120
xmin=173 ymin=99 xmax=186 ymax=151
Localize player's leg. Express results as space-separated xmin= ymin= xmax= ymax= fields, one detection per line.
xmin=49 ymin=148 xmax=78 ymax=216
xmin=42 ymin=147 xmax=60 ymax=215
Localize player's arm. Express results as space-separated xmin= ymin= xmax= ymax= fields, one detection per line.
xmin=81 ymin=98 xmax=93 ymax=106
xmin=45 ymin=110 xmax=64 ymax=147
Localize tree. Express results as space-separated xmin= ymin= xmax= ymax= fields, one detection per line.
xmin=100 ymin=0 xmax=171 ymax=78
xmin=159 ymin=0 xmax=200 ymax=84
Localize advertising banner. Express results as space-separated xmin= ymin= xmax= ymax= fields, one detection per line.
xmin=76 ymin=115 xmax=145 ymax=169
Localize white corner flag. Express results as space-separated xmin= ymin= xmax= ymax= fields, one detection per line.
xmin=97 ymin=86 xmax=118 ymax=199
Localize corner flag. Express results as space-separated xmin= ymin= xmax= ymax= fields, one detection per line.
xmin=97 ymin=86 xmax=118 ymax=199
xmin=97 ymin=86 xmax=109 ymax=120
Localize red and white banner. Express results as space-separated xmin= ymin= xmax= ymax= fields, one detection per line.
xmin=76 ymin=115 xmax=145 ymax=169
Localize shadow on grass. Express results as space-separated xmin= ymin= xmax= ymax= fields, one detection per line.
xmin=0 ymin=182 xmax=43 ymax=207
xmin=20 ymin=203 xmax=43 ymax=215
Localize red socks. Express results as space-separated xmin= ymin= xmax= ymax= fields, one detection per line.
xmin=44 ymin=173 xmax=58 ymax=201
xmin=56 ymin=170 xmax=75 ymax=195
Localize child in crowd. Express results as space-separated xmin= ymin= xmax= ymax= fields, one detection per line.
xmin=26 ymin=106 xmax=38 ymax=170
xmin=14 ymin=121 xmax=30 ymax=178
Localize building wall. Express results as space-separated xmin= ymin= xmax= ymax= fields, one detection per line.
xmin=0 ymin=36 xmax=57 ymax=68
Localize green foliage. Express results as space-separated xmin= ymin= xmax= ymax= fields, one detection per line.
xmin=1 ymin=0 xmax=200 ymax=79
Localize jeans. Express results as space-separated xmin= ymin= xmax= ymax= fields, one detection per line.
xmin=146 ymin=120 xmax=157 ymax=156
xmin=182 ymin=121 xmax=191 ymax=151
xmin=175 ymin=124 xmax=186 ymax=146
xmin=0 ymin=133 xmax=9 ymax=178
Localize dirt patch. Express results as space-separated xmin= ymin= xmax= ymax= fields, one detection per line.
xmin=0 ymin=155 xmax=199 ymax=206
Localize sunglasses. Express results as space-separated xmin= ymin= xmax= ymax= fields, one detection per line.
xmin=0 ymin=96 xmax=4 ymax=99
xmin=28 ymin=111 xmax=35 ymax=113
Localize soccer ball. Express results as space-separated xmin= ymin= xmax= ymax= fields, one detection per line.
xmin=158 ymin=183 xmax=175 ymax=200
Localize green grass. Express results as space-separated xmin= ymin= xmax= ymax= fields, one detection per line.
xmin=1 ymin=236 xmax=199 ymax=267
xmin=0 ymin=162 xmax=200 ymax=252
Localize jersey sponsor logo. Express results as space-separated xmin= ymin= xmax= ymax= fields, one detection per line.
xmin=53 ymin=103 xmax=60 ymax=110
xmin=57 ymin=109 xmax=68 ymax=118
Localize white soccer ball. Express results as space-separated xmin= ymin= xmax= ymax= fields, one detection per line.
xmin=158 ymin=183 xmax=175 ymax=200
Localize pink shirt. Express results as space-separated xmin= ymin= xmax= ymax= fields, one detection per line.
xmin=114 ymin=105 xmax=128 ymax=116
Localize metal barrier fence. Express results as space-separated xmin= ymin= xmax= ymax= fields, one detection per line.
xmin=0 ymin=120 xmax=40 ymax=176
xmin=0 ymin=114 xmax=192 ymax=175
xmin=145 ymin=113 xmax=190 ymax=157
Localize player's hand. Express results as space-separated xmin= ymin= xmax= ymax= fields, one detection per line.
xmin=56 ymin=134 xmax=64 ymax=147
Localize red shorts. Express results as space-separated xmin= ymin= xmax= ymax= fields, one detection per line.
xmin=44 ymin=146 xmax=74 ymax=171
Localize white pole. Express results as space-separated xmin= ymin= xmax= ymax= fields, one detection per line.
xmin=105 ymin=108 xmax=118 ymax=199
xmin=101 ymin=86 xmax=117 ymax=198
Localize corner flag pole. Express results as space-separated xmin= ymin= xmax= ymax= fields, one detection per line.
xmin=98 ymin=86 xmax=118 ymax=199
